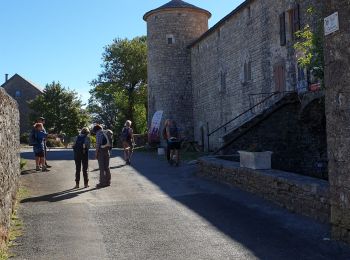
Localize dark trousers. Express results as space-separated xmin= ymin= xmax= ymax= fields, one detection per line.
xmin=98 ymin=148 xmax=111 ymax=185
xmin=74 ymin=153 xmax=89 ymax=183
xmin=166 ymin=146 xmax=170 ymax=161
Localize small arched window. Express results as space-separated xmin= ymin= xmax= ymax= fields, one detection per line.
xmin=166 ymin=34 xmax=175 ymax=45
xmin=15 ymin=90 xmax=21 ymax=97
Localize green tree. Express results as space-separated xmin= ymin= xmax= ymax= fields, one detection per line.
xmin=29 ymin=82 xmax=90 ymax=136
xmin=294 ymin=7 xmax=324 ymax=85
xmin=89 ymin=36 xmax=147 ymax=133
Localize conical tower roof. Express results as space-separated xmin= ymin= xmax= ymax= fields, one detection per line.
xmin=143 ymin=0 xmax=211 ymax=20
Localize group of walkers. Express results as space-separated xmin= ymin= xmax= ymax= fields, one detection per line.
xmin=30 ymin=117 xmax=181 ymax=189
xmin=72 ymin=121 xmax=134 ymax=188
xmin=30 ymin=118 xmax=134 ymax=189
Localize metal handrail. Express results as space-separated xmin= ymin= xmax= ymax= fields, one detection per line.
xmin=207 ymin=91 xmax=288 ymax=151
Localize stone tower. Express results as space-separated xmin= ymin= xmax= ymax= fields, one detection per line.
xmin=144 ymin=0 xmax=211 ymax=138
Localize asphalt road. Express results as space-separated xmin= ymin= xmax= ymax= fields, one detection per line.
xmin=13 ymin=148 xmax=350 ymax=260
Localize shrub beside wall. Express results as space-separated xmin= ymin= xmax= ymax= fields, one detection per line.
xmin=0 ymin=88 xmax=20 ymax=245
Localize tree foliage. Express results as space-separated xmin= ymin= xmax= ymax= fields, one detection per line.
xmin=88 ymin=36 xmax=147 ymax=133
xmin=294 ymin=7 xmax=324 ymax=84
xmin=29 ymin=82 xmax=90 ymax=136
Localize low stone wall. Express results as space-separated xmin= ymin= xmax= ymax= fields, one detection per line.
xmin=197 ymin=157 xmax=330 ymax=223
xmin=0 ymin=88 xmax=20 ymax=243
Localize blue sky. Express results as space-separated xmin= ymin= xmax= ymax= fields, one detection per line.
xmin=0 ymin=0 xmax=243 ymax=104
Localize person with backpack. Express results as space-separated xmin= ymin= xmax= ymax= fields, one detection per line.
xmin=121 ymin=120 xmax=134 ymax=165
xmin=166 ymin=120 xmax=181 ymax=166
xmin=93 ymin=124 xmax=112 ymax=188
xmin=37 ymin=117 xmax=52 ymax=168
xmin=72 ymin=127 xmax=91 ymax=188
xmin=32 ymin=123 xmax=48 ymax=171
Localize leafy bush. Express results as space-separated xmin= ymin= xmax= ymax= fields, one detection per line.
xmin=20 ymin=158 xmax=27 ymax=171
xmin=89 ymin=135 xmax=96 ymax=148
xmin=20 ymin=133 xmax=29 ymax=144
xmin=46 ymin=138 xmax=64 ymax=148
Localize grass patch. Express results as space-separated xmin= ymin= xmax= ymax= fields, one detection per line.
xmin=20 ymin=158 xmax=27 ymax=171
xmin=0 ymin=187 xmax=29 ymax=259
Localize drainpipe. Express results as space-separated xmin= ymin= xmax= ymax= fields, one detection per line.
xmin=5 ymin=74 xmax=8 ymax=82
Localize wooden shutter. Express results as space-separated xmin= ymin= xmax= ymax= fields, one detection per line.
xmin=280 ymin=12 xmax=286 ymax=46
xmin=274 ymin=63 xmax=286 ymax=92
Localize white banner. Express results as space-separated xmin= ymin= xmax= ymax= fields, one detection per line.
xmin=149 ymin=110 xmax=163 ymax=142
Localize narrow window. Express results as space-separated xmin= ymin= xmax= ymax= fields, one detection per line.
xmin=288 ymin=4 xmax=300 ymax=40
xmin=166 ymin=34 xmax=175 ymax=44
xmin=274 ymin=63 xmax=286 ymax=92
xmin=220 ymin=71 xmax=226 ymax=92
xmin=15 ymin=90 xmax=21 ymax=97
xmin=280 ymin=12 xmax=286 ymax=46
xmin=244 ymin=61 xmax=252 ymax=82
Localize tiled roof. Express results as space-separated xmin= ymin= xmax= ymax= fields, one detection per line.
xmin=144 ymin=0 xmax=211 ymax=20
xmin=1 ymin=74 xmax=43 ymax=93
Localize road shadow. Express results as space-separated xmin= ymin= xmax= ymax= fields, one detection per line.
xmin=21 ymin=149 xmax=121 ymax=161
xmin=21 ymin=169 xmax=38 ymax=175
xmin=130 ymin=152 xmax=350 ymax=260
xmin=21 ymin=187 xmax=98 ymax=203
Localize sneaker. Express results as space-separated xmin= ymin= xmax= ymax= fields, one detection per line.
xmin=45 ymin=164 xmax=52 ymax=168
xmin=84 ymin=182 xmax=89 ymax=188
xmin=36 ymin=166 xmax=40 ymax=171
xmin=42 ymin=166 xmax=49 ymax=172
xmin=74 ymin=184 xmax=79 ymax=189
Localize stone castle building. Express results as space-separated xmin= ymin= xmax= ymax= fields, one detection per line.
xmin=145 ymin=0 xmax=350 ymax=244
xmin=144 ymin=0 xmax=323 ymax=146
xmin=1 ymin=74 xmax=43 ymax=134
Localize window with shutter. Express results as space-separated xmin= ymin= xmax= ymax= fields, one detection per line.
xmin=288 ymin=4 xmax=300 ymax=40
xmin=274 ymin=63 xmax=286 ymax=92
xmin=280 ymin=12 xmax=286 ymax=46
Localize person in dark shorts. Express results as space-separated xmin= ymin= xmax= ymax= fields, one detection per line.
xmin=166 ymin=120 xmax=181 ymax=166
xmin=33 ymin=123 xmax=48 ymax=171
xmin=36 ymin=117 xmax=51 ymax=168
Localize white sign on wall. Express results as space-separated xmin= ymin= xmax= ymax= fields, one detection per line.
xmin=324 ymin=12 xmax=339 ymax=36
xmin=148 ymin=110 xmax=163 ymax=142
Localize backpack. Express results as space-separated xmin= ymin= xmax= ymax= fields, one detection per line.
xmin=101 ymin=130 xmax=113 ymax=150
xmin=169 ymin=126 xmax=178 ymax=139
xmin=28 ymin=129 xmax=38 ymax=146
xmin=120 ymin=127 xmax=130 ymax=142
xmin=73 ymin=135 xmax=86 ymax=154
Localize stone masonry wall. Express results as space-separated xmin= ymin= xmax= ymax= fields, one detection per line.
xmin=324 ymin=0 xmax=350 ymax=243
xmin=224 ymin=95 xmax=328 ymax=179
xmin=198 ymin=157 xmax=330 ymax=223
xmin=0 ymin=88 xmax=20 ymax=243
xmin=191 ymin=0 xmax=323 ymax=150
